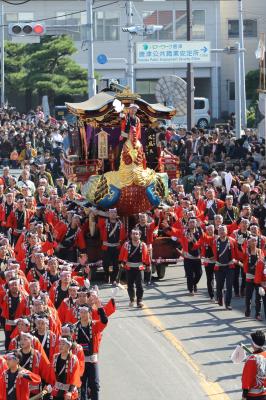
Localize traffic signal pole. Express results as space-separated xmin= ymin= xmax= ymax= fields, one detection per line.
xmin=238 ymin=0 xmax=247 ymax=127
xmin=86 ymin=0 xmax=96 ymax=98
xmin=1 ymin=1 xmax=4 ymax=107
xmin=126 ymin=1 xmax=134 ymax=91
xmin=186 ymin=0 xmax=194 ymax=130
xmin=234 ymin=42 xmax=242 ymax=138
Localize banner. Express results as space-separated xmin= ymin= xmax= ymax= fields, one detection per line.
xmin=97 ymin=130 xmax=109 ymax=159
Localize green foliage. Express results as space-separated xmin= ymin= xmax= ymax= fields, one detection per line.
xmin=245 ymin=69 xmax=259 ymax=106
xmin=4 ymin=35 xmax=98 ymax=103
xmin=246 ymin=105 xmax=256 ymax=128
xmin=5 ymin=42 xmax=28 ymax=91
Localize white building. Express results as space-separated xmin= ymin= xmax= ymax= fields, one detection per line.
xmin=2 ymin=0 xmax=265 ymax=118
xmin=220 ymin=0 xmax=265 ymax=115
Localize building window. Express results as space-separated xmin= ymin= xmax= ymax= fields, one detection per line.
xmin=54 ymin=11 xmax=81 ymax=26
xmin=175 ymin=10 xmax=186 ymax=39
xmin=143 ymin=9 xmax=205 ymax=41
xmin=5 ymin=12 xmax=34 ymax=23
xmin=229 ymin=81 xmax=235 ymax=101
xmin=18 ymin=12 xmax=34 ymax=22
xmin=175 ymin=10 xmax=205 ymax=40
xmin=93 ymin=11 xmax=119 ymax=41
xmin=192 ymin=10 xmax=205 ymax=39
xmin=143 ymin=10 xmax=173 ymax=40
xmin=158 ymin=10 xmax=173 ymax=40
xmin=5 ymin=13 xmax=18 ymax=23
xmin=228 ymin=19 xmax=257 ymax=38
xmin=136 ymin=80 xmax=157 ymax=94
xmin=244 ymin=19 xmax=257 ymax=37
xmin=47 ymin=11 xmax=82 ymax=41
xmin=228 ymin=20 xmax=238 ymax=38
xmin=105 ymin=12 xmax=120 ymax=40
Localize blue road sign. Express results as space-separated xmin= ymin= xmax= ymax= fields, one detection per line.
xmin=97 ymin=54 xmax=108 ymax=64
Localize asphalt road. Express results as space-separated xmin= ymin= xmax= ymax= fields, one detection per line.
xmin=99 ymin=263 xmax=264 ymax=400
xmin=0 ymin=262 xmax=265 ymax=399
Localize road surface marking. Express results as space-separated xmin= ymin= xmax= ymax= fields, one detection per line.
xmin=143 ymin=305 xmax=231 ymax=400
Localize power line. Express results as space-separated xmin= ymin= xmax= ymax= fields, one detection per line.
xmin=2 ymin=0 xmax=31 ymax=5
xmin=93 ymin=1 xmax=120 ymax=10
xmin=0 ymin=1 xmax=120 ymax=28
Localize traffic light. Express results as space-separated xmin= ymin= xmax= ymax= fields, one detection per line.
xmin=122 ymin=25 xmax=143 ymax=34
xmin=8 ymin=23 xmax=46 ymax=36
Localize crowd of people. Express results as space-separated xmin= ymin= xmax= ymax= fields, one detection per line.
xmin=0 ymin=105 xmax=265 ymax=400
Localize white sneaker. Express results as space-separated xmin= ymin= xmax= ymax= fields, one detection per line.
xmin=129 ymin=301 xmax=134 ymax=307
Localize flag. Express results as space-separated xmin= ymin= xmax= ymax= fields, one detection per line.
xmin=255 ymin=37 xmax=265 ymax=61
xmin=231 ymin=345 xmax=246 ymax=364
xmin=224 ymin=172 xmax=233 ymax=194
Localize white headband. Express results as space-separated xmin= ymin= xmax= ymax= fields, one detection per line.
xmin=21 ymin=332 xmax=33 ymax=341
xmin=16 ymin=318 xmax=30 ymax=326
xmin=59 ymin=337 xmax=72 ymax=347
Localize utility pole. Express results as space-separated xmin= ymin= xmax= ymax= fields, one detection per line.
xmin=211 ymin=44 xmax=244 ymax=138
xmin=186 ymin=0 xmax=194 ymax=130
xmin=1 ymin=1 xmax=4 ymax=107
xmin=125 ymin=1 xmax=134 ymax=91
xmin=238 ymin=0 xmax=246 ymax=127
xmin=234 ymin=42 xmax=242 ymax=138
xmin=86 ymin=0 xmax=96 ymax=98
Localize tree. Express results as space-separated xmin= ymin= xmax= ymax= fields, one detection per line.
xmin=245 ymin=69 xmax=259 ymax=106
xmin=245 ymin=69 xmax=260 ymax=128
xmin=5 ymin=41 xmax=28 ymax=92
xmin=4 ymin=35 xmax=96 ymax=109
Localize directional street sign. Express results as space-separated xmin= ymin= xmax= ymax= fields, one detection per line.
xmin=136 ymin=41 xmax=211 ymax=64
xmin=97 ymin=54 xmax=108 ymax=65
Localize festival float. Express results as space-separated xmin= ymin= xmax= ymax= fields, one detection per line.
xmin=64 ymin=85 xmax=179 ymax=279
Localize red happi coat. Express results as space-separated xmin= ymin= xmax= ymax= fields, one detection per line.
xmin=242 ymin=351 xmax=266 ymax=397
xmin=45 ymin=209 xmax=61 ymax=228
xmin=119 ymin=240 xmax=150 ymax=270
xmin=1 ymin=292 xmax=28 ymax=332
xmin=50 ymin=352 xmax=81 ymax=399
xmin=121 ymin=114 xmax=141 ymax=140
xmin=254 ymin=260 xmax=266 ymax=288
xmin=135 ymin=220 xmax=158 ymax=245
xmin=0 ymin=356 xmax=7 ymax=376
xmin=19 ymin=349 xmax=51 ymax=392
xmin=6 ymin=209 xmax=33 ymax=232
xmin=212 ymin=237 xmax=237 ymax=271
xmin=0 ymin=368 xmax=41 ymax=400
xmin=71 ymin=343 xmax=85 ymax=376
xmin=0 ymin=202 xmax=15 ymax=229
xmin=9 ymin=332 xmax=58 ymax=363
xmin=55 ymin=223 xmax=86 ymax=250
xmin=193 ymin=233 xmax=216 ymax=265
xmin=230 ymin=229 xmax=250 ymax=262
xmin=242 ymin=249 xmax=264 ymax=282
xmin=201 ymin=198 xmax=224 ymax=217
xmin=73 ymin=317 xmax=108 ymax=355
xmin=98 ymin=217 xmax=126 ymax=251
xmin=37 ymin=330 xmax=59 ymax=363
xmin=242 ymin=236 xmax=266 ymax=256
xmin=58 ymin=298 xmax=116 ymax=325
